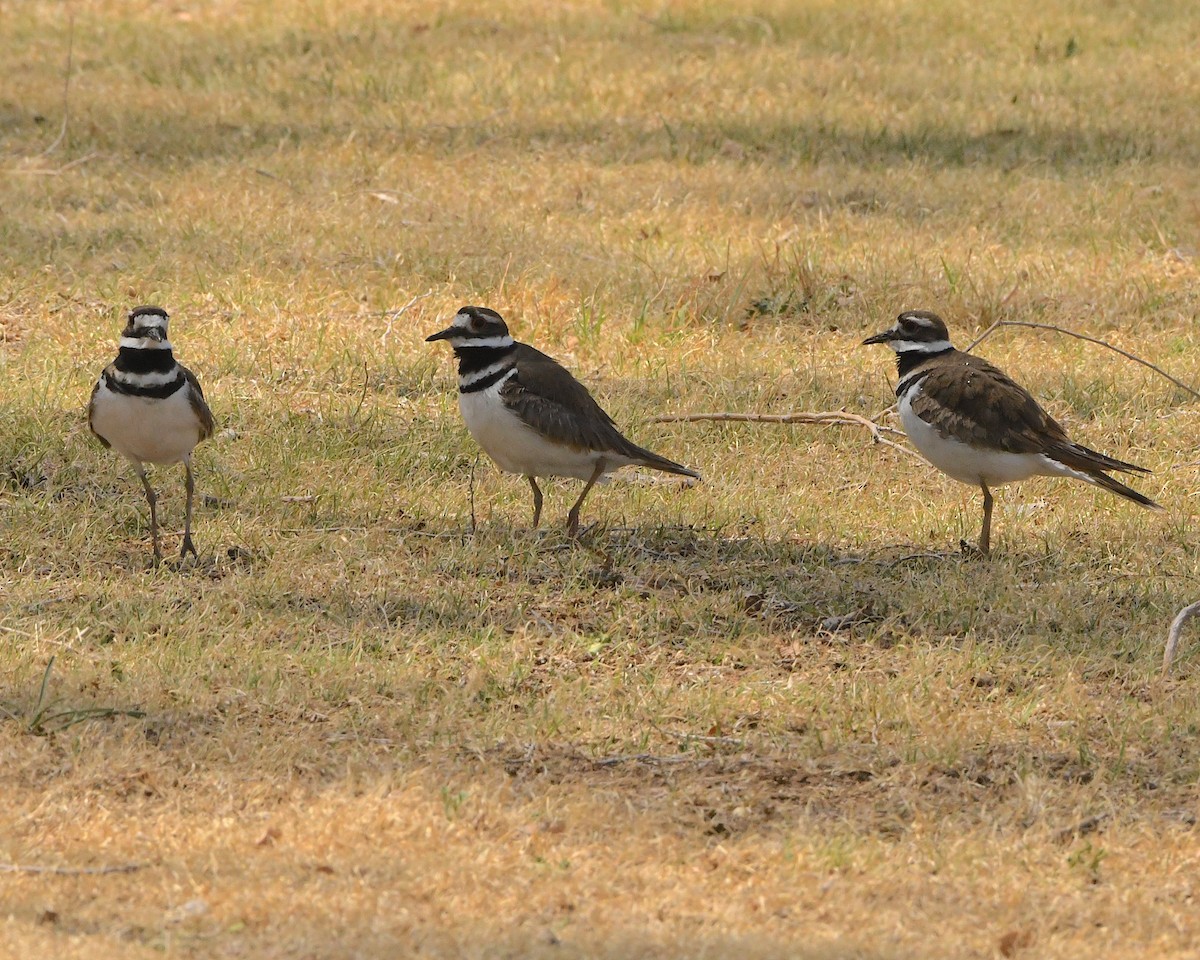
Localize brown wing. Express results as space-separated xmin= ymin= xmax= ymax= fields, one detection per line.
xmin=181 ymin=364 xmax=216 ymax=442
xmin=911 ymin=352 xmax=1150 ymax=476
xmin=86 ymin=372 xmax=111 ymax=448
xmin=501 ymin=344 xmax=699 ymax=478
xmin=909 ymin=353 xmax=1070 ymax=454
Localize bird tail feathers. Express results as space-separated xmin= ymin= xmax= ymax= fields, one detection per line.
xmin=1052 ymin=440 xmax=1152 ymax=476
xmin=629 ymin=445 xmax=701 ymax=480
xmin=1085 ymin=470 xmax=1161 ymax=509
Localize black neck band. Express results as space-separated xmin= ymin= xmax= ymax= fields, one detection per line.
xmin=896 ymin=347 xmax=952 ymax=379
xmin=454 ymin=342 xmax=517 ymax=375
xmin=459 ymin=366 xmax=513 ymax=394
xmin=103 ymin=370 xmax=186 ymax=399
xmin=116 ymin=347 xmax=177 ymax=375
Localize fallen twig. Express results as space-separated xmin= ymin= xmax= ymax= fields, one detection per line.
xmin=650 ymin=410 xmax=923 ymax=461
xmin=279 ymin=526 xmax=426 ymax=534
xmin=668 ymin=731 xmax=747 ymax=748
xmin=13 ymin=152 xmax=101 ymax=176
xmin=349 ymin=360 xmax=369 ymax=421
xmin=380 ymin=290 xmax=434 ymax=345
xmin=591 ymin=753 xmax=748 ymax=769
xmin=0 ymin=862 xmax=145 ymax=876
xmin=1162 ymin=601 xmax=1200 ymax=675
xmin=35 ymin=12 xmax=74 ymax=158
xmin=964 ymin=320 xmax=1200 ymax=401
xmin=714 ymin=15 xmax=777 ymax=41
xmin=1055 ymin=813 xmax=1111 ymax=843
xmin=251 ymin=167 xmax=299 ymax=192
xmin=886 ymin=551 xmax=957 ymax=567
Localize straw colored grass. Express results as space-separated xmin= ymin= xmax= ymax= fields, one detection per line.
xmin=2 ymin=1 xmax=1200 ymax=957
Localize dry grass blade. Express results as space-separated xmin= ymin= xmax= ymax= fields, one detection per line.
xmin=964 ymin=320 xmax=1200 ymax=401
xmin=1162 ymin=601 xmax=1200 ymax=674
xmin=2 ymin=657 xmax=145 ymax=735
xmin=650 ymin=410 xmax=923 ymax=460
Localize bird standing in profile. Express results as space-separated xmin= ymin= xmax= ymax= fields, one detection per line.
xmin=89 ymin=305 xmax=215 ymax=563
xmin=862 ymin=310 xmax=1159 ymax=555
xmin=427 ymin=305 xmax=700 ymax=535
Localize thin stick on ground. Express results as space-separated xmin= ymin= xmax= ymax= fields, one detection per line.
xmin=35 ymin=12 xmax=75 ymax=159
xmin=649 ymin=411 xmax=924 ymax=461
xmin=0 ymin=862 xmax=146 ymax=876
xmin=349 ymin=360 xmax=369 ymax=422
xmin=380 ymin=290 xmax=434 ymax=345
xmin=1162 ymin=601 xmax=1200 ymax=675
xmin=12 ymin=152 xmax=100 ymax=176
xmin=963 ymin=320 xmax=1200 ymax=401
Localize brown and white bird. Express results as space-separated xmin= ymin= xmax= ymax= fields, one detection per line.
xmin=89 ymin=305 xmax=215 ymax=563
xmin=862 ymin=310 xmax=1159 ymax=554
xmin=427 ymin=305 xmax=700 ymax=535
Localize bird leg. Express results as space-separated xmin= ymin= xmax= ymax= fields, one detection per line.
xmin=978 ymin=481 xmax=993 ymax=557
xmin=528 ymin=476 xmax=543 ymax=529
xmin=566 ymin=460 xmax=606 ymax=537
xmin=136 ymin=466 xmax=162 ymax=565
xmin=180 ymin=459 xmax=198 ymax=560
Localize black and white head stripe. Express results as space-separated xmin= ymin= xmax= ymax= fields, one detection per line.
xmin=862 ymin=310 xmax=954 ymax=355
xmin=120 ymin=305 xmax=172 ymax=350
xmin=425 ymin=305 xmax=516 ymax=351
xmin=888 ymin=311 xmax=953 ymax=353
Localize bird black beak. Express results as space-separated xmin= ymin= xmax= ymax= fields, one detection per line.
xmin=147 ymin=328 xmax=166 ymax=342
xmin=861 ymin=330 xmax=894 ymax=346
xmin=425 ymin=326 xmax=455 ymax=343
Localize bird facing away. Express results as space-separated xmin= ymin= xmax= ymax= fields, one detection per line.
xmin=862 ymin=310 xmax=1159 ymax=555
xmin=426 ymin=305 xmax=700 ymax=535
xmin=89 ymin=305 xmax=216 ymax=563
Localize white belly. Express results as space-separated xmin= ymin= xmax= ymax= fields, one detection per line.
xmin=91 ymin=382 xmax=202 ymax=465
xmin=459 ymin=386 xmax=632 ymax=481
xmin=899 ymin=386 xmax=1070 ymax=486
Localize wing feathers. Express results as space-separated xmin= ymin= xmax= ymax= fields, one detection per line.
xmin=181 ymin=364 xmax=216 ymax=442
xmin=908 ymin=353 xmax=1070 ymax=455
xmin=502 ymin=344 xmax=699 ymax=478
xmin=906 ymin=349 xmax=1156 ymax=506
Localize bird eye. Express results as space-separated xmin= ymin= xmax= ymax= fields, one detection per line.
xmin=468 ymin=313 xmax=483 ymax=330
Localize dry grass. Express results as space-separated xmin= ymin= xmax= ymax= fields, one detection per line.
xmin=2 ymin=1 xmax=1200 ymax=957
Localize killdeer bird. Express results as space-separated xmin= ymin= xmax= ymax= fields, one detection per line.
xmin=427 ymin=305 xmax=700 ymax=535
xmin=862 ymin=310 xmax=1160 ymax=554
xmin=89 ymin=305 xmax=215 ymax=563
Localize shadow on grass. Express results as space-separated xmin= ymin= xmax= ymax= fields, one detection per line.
xmin=3 ymin=905 xmax=908 ymax=960
xmin=5 ymin=517 xmax=1194 ymax=847
xmin=22 ymin=109 xmax=1191 ymax=172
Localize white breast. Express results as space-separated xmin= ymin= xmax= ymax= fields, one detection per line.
xmin=458 ymin=375 xmax=631 ymax=481
xmin=898 ymin=381 xmax=1073 ymax=487
xmin=91 ymin=380 xmax=203 ymax=466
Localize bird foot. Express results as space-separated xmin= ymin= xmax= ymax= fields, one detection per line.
xmin=959 ymin=538 xmax=991 ymax=559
